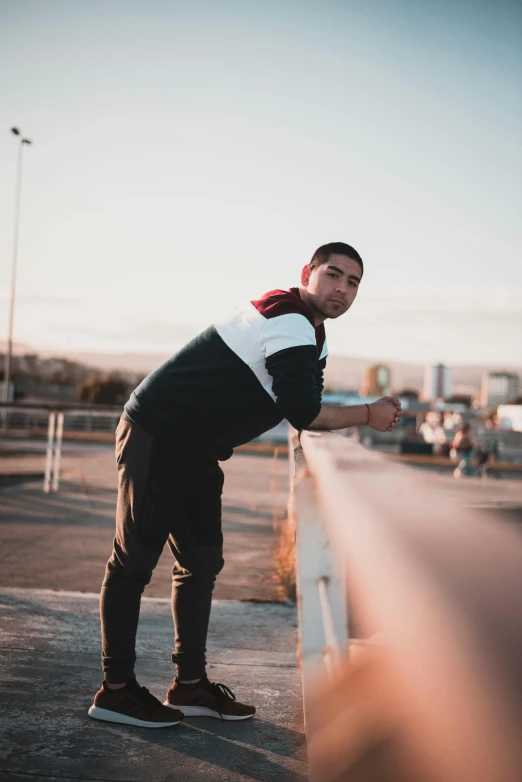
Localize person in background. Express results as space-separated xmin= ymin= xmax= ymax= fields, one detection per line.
xmin=450 ymin=423 xmax=476 ymax=478
xmin=419 ymin=412 xmax=447 ymax=455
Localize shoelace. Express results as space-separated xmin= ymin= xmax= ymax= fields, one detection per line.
xmin=130 ymin=683 xmax=161 ymax=711
xmin=205 ymin=680 xmax=236 ymax=701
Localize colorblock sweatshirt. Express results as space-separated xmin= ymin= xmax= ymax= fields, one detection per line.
xmin=124 ymin=287 xmax=327 ymax=460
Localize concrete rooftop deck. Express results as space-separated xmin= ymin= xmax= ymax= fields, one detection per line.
xmin=0 ymin=444 xmax=305 ymax=781
xmin=2 ymin=437 xmax=521 ymax=781
xmin=0 ymin=587 xmax=306 ymax=782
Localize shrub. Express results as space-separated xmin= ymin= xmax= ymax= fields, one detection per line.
xmin=77 ymin=374 xmax=128 ymax=405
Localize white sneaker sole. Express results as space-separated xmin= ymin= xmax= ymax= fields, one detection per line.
xmin=88 ymin=704 xmax=182 ymax=728
xmin=163 ymin=701 xmax=254 ymax=720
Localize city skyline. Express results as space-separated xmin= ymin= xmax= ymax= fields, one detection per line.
xmin=3 ymin=340 xmax=519 ymax=402
xmin=1 ymin=0 xmax=521 ymax=365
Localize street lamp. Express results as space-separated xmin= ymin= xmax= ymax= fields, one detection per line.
xmin=3 ymin=127 xmax=32 ymax=403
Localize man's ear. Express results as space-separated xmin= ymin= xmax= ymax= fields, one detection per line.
xmin=301 ymin=264 xmax=311 ymax=287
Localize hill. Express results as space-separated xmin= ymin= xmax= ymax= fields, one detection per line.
xmin=2 ymin=341 xmax=520 ymax=394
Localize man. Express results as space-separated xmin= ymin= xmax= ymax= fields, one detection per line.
xmin=88 ymin=241 xmax=402 ymax=728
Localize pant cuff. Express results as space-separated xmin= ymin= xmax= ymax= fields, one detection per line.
xmin=171 ymin=652 xmax=206 ymax=681
xmin=103 ymin=668 xmax=136 ymax=684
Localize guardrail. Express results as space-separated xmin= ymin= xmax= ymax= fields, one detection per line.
xmin=0 ymin=401 xmax=121 ymax=434
xmin=0 ymin=402 xmax=121 ymax=493
xmin=289 ymin=428 xmax=522 ymax=782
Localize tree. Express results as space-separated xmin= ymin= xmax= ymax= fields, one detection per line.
xmin=77 ymin=374 xmax=128 ymax=405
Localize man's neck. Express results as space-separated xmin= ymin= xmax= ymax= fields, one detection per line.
xmin=298 ymin=286 xmax=325 ymax=327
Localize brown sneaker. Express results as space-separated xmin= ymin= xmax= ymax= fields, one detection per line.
xmin=164 ymin=677 xmax=256 ymax=721
xmin=88 ymin=680 xmax=184 ymax=728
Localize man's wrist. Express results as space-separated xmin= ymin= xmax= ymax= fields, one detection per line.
xmin=308 ymin=402 xmax=374 ymax=430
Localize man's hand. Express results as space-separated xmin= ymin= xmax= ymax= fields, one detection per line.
xmin=368 ymin=396 xmax=402 ymax=432
xmin=308 ymin=397 xmax=403 ymax=432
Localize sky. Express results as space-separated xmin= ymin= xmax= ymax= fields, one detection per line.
xmin=0 ymin=0 xmax=521 ymax=367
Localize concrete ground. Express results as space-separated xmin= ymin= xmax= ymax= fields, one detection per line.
xmin=0 ymin=443 xmax=305 ymax=782
xmin=0 ymin=588 xmax=306 ymax=782
xmin=2 ymin=437 xmax=521 ymax=782
xmin=0 ymin=443 xmax=289 ymax=600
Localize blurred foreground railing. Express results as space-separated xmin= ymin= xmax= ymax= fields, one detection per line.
xmin=0 ymin=402 xmax=121 ymax=493
xmin=289 ymin=428 xmax=522 ymax=782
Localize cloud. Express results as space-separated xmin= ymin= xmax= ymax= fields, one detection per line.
xmin=327 ymin=306 xmax=522 ymax=365
xmin=358 ymin=284 xmax=522 ymax=315
xmin=6 ymin=282 xmax=521 ymax=366
xmin=321 ymin=283 xmax=522 ymax=364
xmin=0 ymin=294 xmax=83 ymax=306
xmin=52 ymin=320 xmax=203 ymax=347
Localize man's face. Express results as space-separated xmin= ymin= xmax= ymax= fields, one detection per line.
xmin=300 ymin=253 xmax=362 ymax=323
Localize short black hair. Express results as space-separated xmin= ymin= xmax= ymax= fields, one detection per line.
xmin=309 ymin=242 xmax=364 ymax=277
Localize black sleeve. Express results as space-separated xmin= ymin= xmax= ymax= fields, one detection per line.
xmin=265 ymin=346 xmax=322 ymax=430
xmin=315 ymin=356 xmax=327 ymax=399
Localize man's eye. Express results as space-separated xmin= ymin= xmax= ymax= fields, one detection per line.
xmin=328 ymin=273 xmax=338 ymax=278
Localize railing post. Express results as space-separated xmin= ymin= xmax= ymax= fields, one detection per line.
xmin=43 ymin=411 xmax=56 ymax=493
xmin=51 ymin=411 xmax=64 ymax=493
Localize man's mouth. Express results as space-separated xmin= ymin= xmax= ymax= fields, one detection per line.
xmin=330 ymin=299 xmax=345 ymax=306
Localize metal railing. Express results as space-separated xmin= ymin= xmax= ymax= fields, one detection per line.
xmin=289 ymin=428 xmax=522 ymax=782
xmin=0 ymin=402 xmax=121 ymax=493
xmin=0 ymin=401 xmax=121 ymax=434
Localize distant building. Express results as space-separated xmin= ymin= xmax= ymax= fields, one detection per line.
xmin=422 ymin=364 xmax=452 ymax=401
xmin=481 ymin=372 xmax=520 ymax=409
xmin=497 ymin=405 xmax=522 ymax=432
xmin=360 ymin=364 xmax=392 ymax=397
xmin=453 ymin=384 xmax=478 ymax=399
xmin=0 ymin=381 xmax=14 ymax=402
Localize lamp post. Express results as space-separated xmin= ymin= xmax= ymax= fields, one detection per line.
xmin=3 ymin=127 xmax=32 ymax=404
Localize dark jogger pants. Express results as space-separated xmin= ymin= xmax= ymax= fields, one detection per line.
xmin=100 ymin=412 xmax=224 ymax=683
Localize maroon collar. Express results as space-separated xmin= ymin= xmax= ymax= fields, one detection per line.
xmin=250 ymin=287 xmax=326 ymax=357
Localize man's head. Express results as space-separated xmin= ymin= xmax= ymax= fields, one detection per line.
xmin=300 ymin=242 xmax=363 ymax=325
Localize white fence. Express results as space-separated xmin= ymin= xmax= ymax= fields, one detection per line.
xmin=0 ymin=403 xmax=121 ymax=493
xmin=289 ymin=427 xmax=522 ymax=782
xmin=0 ymin=403 xmax=121 ymax=434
